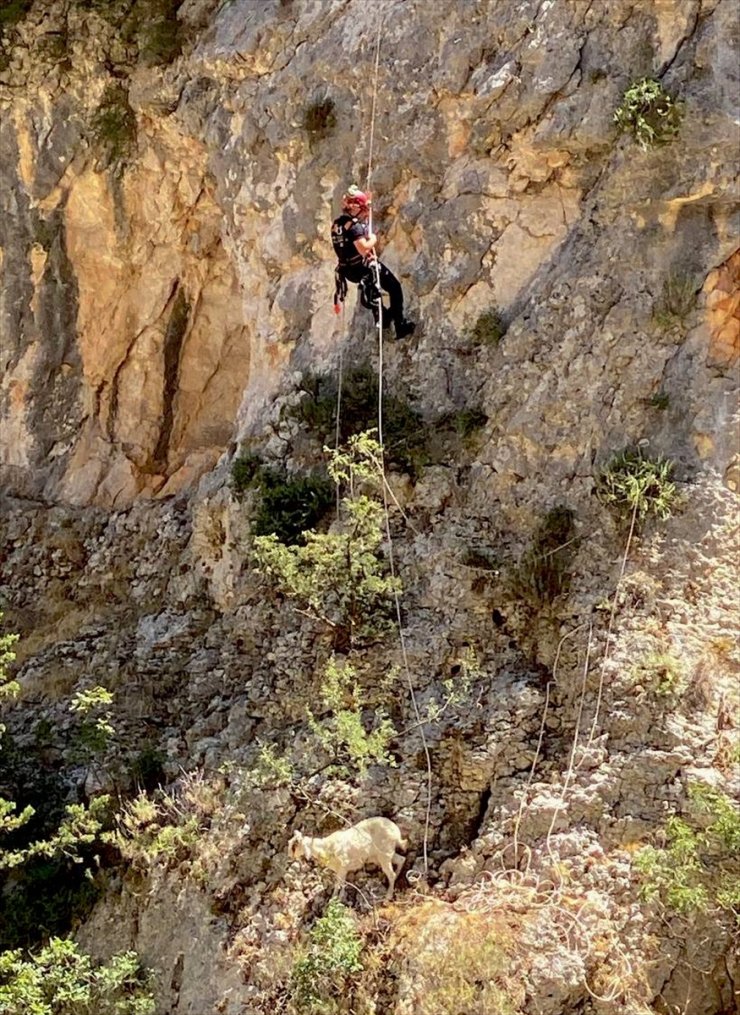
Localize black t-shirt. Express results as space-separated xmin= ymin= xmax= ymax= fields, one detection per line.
xmin=331 ymin=214 xmax=367 ymax=264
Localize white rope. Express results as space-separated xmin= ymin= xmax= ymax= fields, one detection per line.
xmin=361 ymin=3 xmax=434 ymax=876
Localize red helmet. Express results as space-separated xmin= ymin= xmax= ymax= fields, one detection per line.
xmin=342 ymin=186 xmax=371 ymax=212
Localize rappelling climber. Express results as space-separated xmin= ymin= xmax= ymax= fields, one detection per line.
xmin=331 ymin=185 xmax=416 ymax=339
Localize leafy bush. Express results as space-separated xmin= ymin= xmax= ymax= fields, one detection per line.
xmin=254 ymin=434 xmax=401 ymax=647
xmin=469 ymin=308 xmax=505 ymax=346
xmin=614 ymin=78 xmax=683 ymax=150
xmin=631 ymin=650 xmax=684 ymax=697
xmin=516 ymin=506 xmax=576 ymax=604
xmin=302 ymin=97 xmax=337 ymax=140
xmin=110 ymin=777 xmax=215 ymax=874
xmin=451 ymin=407 xmax=488 ymax=438
xmin=0 ymin=0 xmax=32 ymax=35
xmin=292 ymin=367 xmax=429 ymax=478
xmin=290 ymin=899 xmax=363 ymax=1014
xmin=635 ymin=783 xmax=740 ymax=915
xmin=252 ymin=469 xmax=334 ymax=546
xmin=90 ymin=85 xmax=136 ymax=170
xmin=597 ymin=448 xmax=678 ymax=521
xmin=646 ymin=391 xmax=670 ymax=410
xmin=231 ymin=451 xmax=333 ymax=545
xmin=230 ymin=451 xmax=261 ymax=499
xmin=69 ymin=686 xmax=115 ymax=760
xmin=0 ymin=938 xmax=155 ymax=1015
xmin=136 ymin=0 xmax=182 ymax=67
xmin=653 ymin=272 xmax=697 ymax=330
xmin=308 ymin=657 xmax=396 ymax=778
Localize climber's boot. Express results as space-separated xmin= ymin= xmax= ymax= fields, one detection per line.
xmin=395 ymin=318 xmax=416 ymax=340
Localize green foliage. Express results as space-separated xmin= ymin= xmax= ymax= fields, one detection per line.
xmin=0 ymin=797 xmax=110 ymax=872
xmin=135 ymin=0 xmax=182 ymax=67
xmin=230 ymin=451 xmax=261 ymax=499
xmin=614 ymin=78 xmax=683 ymax=150
xmin=231 ymin=451 xmax=334 ymax=545
xmin=0 ymin=0 xmax=32 ymax=34
xmin=290 ymin=899 xmax=363 ymax=1014
xmin=90 ymin=85 xmax=137 ymax=170
xmin=597 ymin=447 xmax=678 ymax=522
xmin=252 ymin=469 xmax=334 ymax=546
xmin=635 ymin=784 xmax=740 ymax=916
xmin=450 ymin=407 xmax=488 ymax=438
xmin=302 ymin=98 xmax=337 ymax=140
xmin=653 ymin=272 xmax=697 ymax=330
xmin=252 ymin=742 xmax=293 ymax=787
xmin=0 ymin=937 xmax=155 ymax=1015
xmin=110 ymin=792 xmax=201 ymax=872
xmin=469 ymin=308 xmax=505 ymax=346
xmin=254 ymin=434 xmax=401 ymax=647
xmin=0 ymin=614 xmax=20 ymax=701
xmin=308 ymin=657 xmax=396 ymax=778
xmin=69 ymin=686 xmax=115 ymax=759
xmin=646 ymin=391 xmax=670 ymax=410
xmin=631 ymin=651 xmax=684 ymax=697
xmin=516 ymin=506 xmax=576 ymax=604
xmin=291 ymin=367 xmax=429 ymax=478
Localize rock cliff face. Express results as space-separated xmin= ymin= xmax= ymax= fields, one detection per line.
xmin=0 ymin=1 xmax=738 ymax=1014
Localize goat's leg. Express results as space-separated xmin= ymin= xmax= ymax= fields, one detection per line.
xmin=333 ymin=874 xmax=346 ymax=901
xmin=379 ymin=858 xmax=396 ymax=900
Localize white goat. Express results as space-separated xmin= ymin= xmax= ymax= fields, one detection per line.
xmin=288 ymin=817 xmax=406 ymax=900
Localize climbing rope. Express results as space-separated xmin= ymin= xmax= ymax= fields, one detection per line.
xmin=360 ymin=4 xmax=434 ymax=876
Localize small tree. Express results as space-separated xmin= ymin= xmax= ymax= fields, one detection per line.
xmin=290 ymin=899 xmax=363 ymax=1014
xmin=254 ymin=433 xmax=401 ymax=647
xmin=0 ymin=937 xmax=155 ymax=1015
xmin=308 ymin=656 xmax=396 ymax=778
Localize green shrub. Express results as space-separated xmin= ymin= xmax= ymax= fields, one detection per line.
xmin=111 ymin=780 xmax=212 ymax=874
xmin=516 ymin=505 xmax=576 ymax=604
xmin=230 ymin=451 xmax=261 ymax=499
xmin=0 ymin=937 xmax=155 ymax=1015
xmin=597 ymin=447 xmax=678 ymax=521
xmin=0 ymin=613 xmax=20 ymax=701
xmin=614 ymin=78 xmax=683 ymax=150
xmin=450 ymin=408 xmax=488 ymax=438
xmin=631 ymin=651 xmax=684 ymax=697
xmin=254 ymin=433 xmax=401 ymax=647
xmin=469 ymin=309 xmax=505 ymax=346
xmin=292 ymin=367 xmax=429 ymax=478
xmin=290 ymin=899 xmax=363 ymax=1014
xmin=136 ymin=0 xmax=182 ymax=66
xmin=653 ymin=272 xmax=697 ymax=330
xmin=308 ymin=656 xmax=396 ymax=778
xmin=302 ymin=97 xmax=337 ymax=140
xmin=128 ymin=744 xmax=166 ymax=791
xmin=69 ymin=686 xmax=115 ymax=760
xmin=0 ymin=0 xmax=32 ymax=34
xmin=90 ymin=85 xmax=136 ymax=170
xmin=252 ymin=469 xmax=334 ymax=546
xmin=646 ymin=391 xmax=670 ymax=410
xmin=231 ymin=452 xmax=334 ymax=545
xmin=635 ymin=785 xmax=740 ymax=917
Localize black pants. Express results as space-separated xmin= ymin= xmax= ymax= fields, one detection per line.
xmin=338 ymin=261 xmax=405 ymax=330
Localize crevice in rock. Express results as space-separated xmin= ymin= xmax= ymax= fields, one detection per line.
xmin=153 ymin=283 xmax=191 ymax=471
xmin=467 ymin=784 xmax=492 ymax=843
